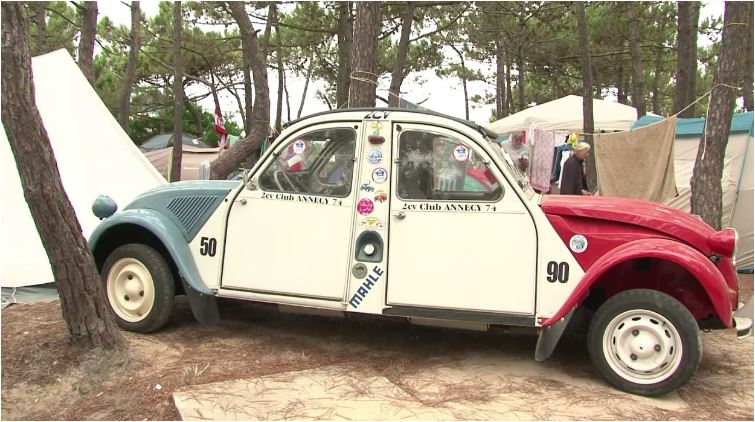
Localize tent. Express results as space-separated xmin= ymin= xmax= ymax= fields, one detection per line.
xmin=140 ymin=133 xmax=210 ymax=151
xmin=0 ymin=50 xmax=166 ymax=288
xmin=633 ymin=112 xmax=754 ymax=269
xmin=144 ymin=145 xmax=221 ymax=180
xmin=486 ymin=95 xmax=639 ymax=134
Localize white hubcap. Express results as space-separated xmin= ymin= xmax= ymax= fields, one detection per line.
xmin=603 ymin=309 xmax=682 ymax=384
xmin=106 ymin=258 xmax=155 ymax=322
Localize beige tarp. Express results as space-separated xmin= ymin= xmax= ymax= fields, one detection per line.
xmin=144 ymin=146 xmax=221 ymax=180
xmin=668 ymin=132 xmax=753 ymax=268
xmin=594 ymin=117 xmax=678 ymax=203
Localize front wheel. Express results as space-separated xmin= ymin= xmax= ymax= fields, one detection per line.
xmin=587 ymin=289 xmax=702 ymax=396
xmin=101 ymin=243 xmax=175 ymax=333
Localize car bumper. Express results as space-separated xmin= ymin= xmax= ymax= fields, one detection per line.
xmin=733 ymin=298 xmax=753 ymax=339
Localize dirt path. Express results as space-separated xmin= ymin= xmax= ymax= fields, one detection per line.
xmin=2 ymin=276 xmax=752 ymax=420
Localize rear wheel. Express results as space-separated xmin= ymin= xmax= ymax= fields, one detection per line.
xmin=587 ymin=289 xmax=701 ymax=396
xmin=101 ymin=243 xmax=175 ymax=333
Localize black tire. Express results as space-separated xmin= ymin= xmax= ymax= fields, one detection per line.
xmin=587 ymin=289 xmax=702 ymax=396
xmin=101 ymin=243 xmax=175 ymax=333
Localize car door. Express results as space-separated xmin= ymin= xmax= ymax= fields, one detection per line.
xmin=387 ymin=124 xmax=537 ymax=315
xmin=221 ymin=123 xmax=361 ymax=301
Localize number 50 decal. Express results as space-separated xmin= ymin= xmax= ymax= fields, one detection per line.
xmin=546 ymin=261 xmax=569 ymax=283
xmin=200 ymin=237 xmax=217 ymax=257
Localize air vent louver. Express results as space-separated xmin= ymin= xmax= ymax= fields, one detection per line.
xmin=166 ymin=195 xmax=217 ymax=233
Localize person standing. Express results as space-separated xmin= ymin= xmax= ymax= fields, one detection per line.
xmin=502 ymin=131 xmax=529 ymax=173
xmin=560 ymin=142 xmax=592 ymax=195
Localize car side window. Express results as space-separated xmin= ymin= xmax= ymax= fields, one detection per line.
xmin=258 ymin=128 xmax=356 ymax=198
xmin=397 ymin=129 xmax=503 ymax=201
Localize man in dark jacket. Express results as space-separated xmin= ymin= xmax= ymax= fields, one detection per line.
xmin=560 ymin=142 xmax=592 ymax=195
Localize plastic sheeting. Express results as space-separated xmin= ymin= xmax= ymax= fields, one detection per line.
xmin=144 ymin=145 xmax=221 ymax=180
xmin=486 ymin=95 xmax=640 ymax=134
xmin=0 ymin=50 xmax=166 ymax=287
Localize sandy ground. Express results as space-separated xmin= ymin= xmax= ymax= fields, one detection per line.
xmin=2 ymin=275 xmax=753 ymax=420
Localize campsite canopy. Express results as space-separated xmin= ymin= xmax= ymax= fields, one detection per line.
xmin=486 ymin=95 xmax=639 ymax=134
xmin=633 ymin=112 xmax=754 ymax=269
xmin=0 ymin=50 xmax=166 ymax=288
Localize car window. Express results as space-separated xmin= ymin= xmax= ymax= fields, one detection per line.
xmin=397 ymin=129 xmax=503 ymax=201
xmin=258 ymin=128 xmax=356 ymax=197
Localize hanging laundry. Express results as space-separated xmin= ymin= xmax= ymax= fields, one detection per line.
xmin=530 ymin=128 xmax=556 ymax=191
xmin=594 ymin=116 xmax=677 ymax=202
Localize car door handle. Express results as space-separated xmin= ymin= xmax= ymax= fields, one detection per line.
xmin=235 ymin=198 xmax=247 ymax=205
xmin=392 ymin=211 xmax=406 ymax=219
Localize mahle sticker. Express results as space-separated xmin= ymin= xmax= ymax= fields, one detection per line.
xmin=357 ymin=198 xmax=375 ymax=216
xmin=292 ymin=139 xmax=306 ymax=154
xmin=453 ymin=144 xmax=470 ymax=161
xmin=569 ymin=234 xmax=588 ymax=253
xmin=367 ymin=149 xmax=384 ymax=165
xmin=372 ymin=167 xmax=388 ymax=183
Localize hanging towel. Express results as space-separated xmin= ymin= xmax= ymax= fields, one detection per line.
xmin=594 ymin=116 xmax=677 ymax=202
xmin=530 ymin=128 xmax=556 ymax=191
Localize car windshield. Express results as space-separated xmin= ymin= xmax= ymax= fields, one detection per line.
xmin=484 ymin=134 xmax=531 ymax=191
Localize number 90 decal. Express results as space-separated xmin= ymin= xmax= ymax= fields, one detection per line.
xmin=546 ymin=261 xmax=569 ymax=283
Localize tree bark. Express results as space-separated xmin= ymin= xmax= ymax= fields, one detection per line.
xmin=505 ymin=50 xmax=513 ymax=115
xmin=117 ymin=1 xmax=141 ymax=132
xmin=742 ymin=2 xmax=754 ymax=111
xmin=388 ymin=2 xmax=414 ymax=107
xmin=78 ymin=1 xmax=97 ymax=85
xmin=211 ymin=2 xmax=270 ymax=179
xmin=270 ymin=3 xmax=284 ymax=132
xmin=495 ymin=41 xmax=505 ymax=118
xmin=1 ymin=2 xmax=124 ymax=350
xmin=242 ymin=50 xmax=253 ymax=133
xmin=298 ymin=54 xmax=314 ymax=118
xmin=575 ymin=2 xmax=596 ymax=191
xmin=32 ymin=1 xmax=47 ymax=55
xmin=616 ymin=63 xmax=627 ymax=104
xmin=516 ymin=45 xmax=525 ymax=111
xmin=627 ymin=2 xmax=646 ymax=118
xmin=284 ymin=71 xmax=291 ymax=122
xmin=690 ymin=2 xmax=748 ymax=230
xmin=170 ymin=1 xmax=183 ymax=182
xmin=450 ymin=45 xmax=469 ymax=120
xmin=348 ymin=2 xmax=380 ymax=108
xmin=673 ymin=1 xmax=700 ymax=117
xmin=336 ymin=1 xmax=353 ymax=108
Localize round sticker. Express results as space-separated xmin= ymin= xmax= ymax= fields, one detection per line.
xmin=367 ymin=149 xmax=383 ymax=165
xmin=453 ymin=144 xmax=470 ymax=161
xmin=292 ymin=139 xmax=306 ymax=154
xmin=357 ymin=199 xmax=374 ymax=216
xmin=569 ymin=235 xmax=588 ymax=254
xmin=372 ymin=167 xmax=388 ymax=183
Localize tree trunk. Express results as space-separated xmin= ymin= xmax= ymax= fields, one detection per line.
xmin=505 ymin=50 xmax=513 ymax=114
xmin=690 ymin=2 xmax=748 ymax=230
xmin=742 ymin=2 xmax=754 ymax=111
xmin=284 ymin=71 xmax=291 ymax=122
xmin=516 ymin=45 xmax=525 ymax=111
xmin=336 ymin=1 xmax=353 ymax=108
xmin=270 ymin=3 xmax=283 ymax=132
xmin=170 ymin=1 xmax=183 ymax=182
xmin=495 ymin=42 xmax=505 ymax=119
xmin=242 ymin=50 xmax=253 ymax=133
xmin=349 ymin=2 xmax=380 ymax=108
xmin=575 ymin=2 xmax=596 ymax=191
xmin=627 ymin=2 xmax=646 ymax=118
xmin=78 ymin=1 xmax=97 ymax=85
xmin=211 ymin=2 xmax=270 ymax=180
xmin=616 ymin=63 xmax=627 ymax=104
xmin=184 ymin=97 xmax=203 ymax=136
xmin=1 ymin=2 xmax=124 ymax=350
xmin=32 ymin=1 xmax=47 ymax=55
xmin=298 ymin=54 xmax=314 ymax=118
xmin=117 ymin=1 xmax=140 ymax=132
xmin=450 ymin=45 xmax=469 ymax=120
xmin=652 ymin=19 xmax=666 ymax=115
xmin=673 ymin=1 xmax=700 ymax=117
xmin=388 ymin=2 xmax=414 ymax=107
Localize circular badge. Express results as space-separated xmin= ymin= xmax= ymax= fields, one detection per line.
xmin=357 ymin=199 xmax=375 ymax=216
xmin=367 ymin=149 xmax=384 ymax=165
xmin=569 ymin=235 xmax=588 ymax=254
xmin=292 ymin=139 xmax=306 ymax=154
xmin=453 ymin=144 xmax=470 ymax=161
xmin=372 ymin=167 xmax=388 ymax=183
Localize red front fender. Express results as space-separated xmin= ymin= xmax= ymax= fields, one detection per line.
xmin=542 ymin=238 xmax=733 ymax=327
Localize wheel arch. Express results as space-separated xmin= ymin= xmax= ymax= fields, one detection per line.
xmin=543 ymin=238 xmax=733 ymax=328
xmin=89 ymin=210 xmax=212 ymax=295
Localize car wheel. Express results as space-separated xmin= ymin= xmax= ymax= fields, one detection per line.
xmin=587 ymin=289 xmax=701 ymax=396
xmin=101 ymin=243 xmax=175 ymax=333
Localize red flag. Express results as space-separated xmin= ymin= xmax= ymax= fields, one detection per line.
xmin=214 ymin=105 xmax=229 ymax=149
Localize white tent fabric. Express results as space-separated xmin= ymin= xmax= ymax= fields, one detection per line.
xmin=0 ymin=50 xmax=166 ymax=287
xmin=486 ymin=95 xmax=639 ymax=134
xmin=144 ymin=145 xmax=221 ymax=180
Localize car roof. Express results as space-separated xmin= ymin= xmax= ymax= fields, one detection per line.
xmin=283 ymin=107 xmax=498 ymax=139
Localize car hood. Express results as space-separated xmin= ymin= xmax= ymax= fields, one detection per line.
xmin=541 ymin=195 xmax=715 ymax=253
